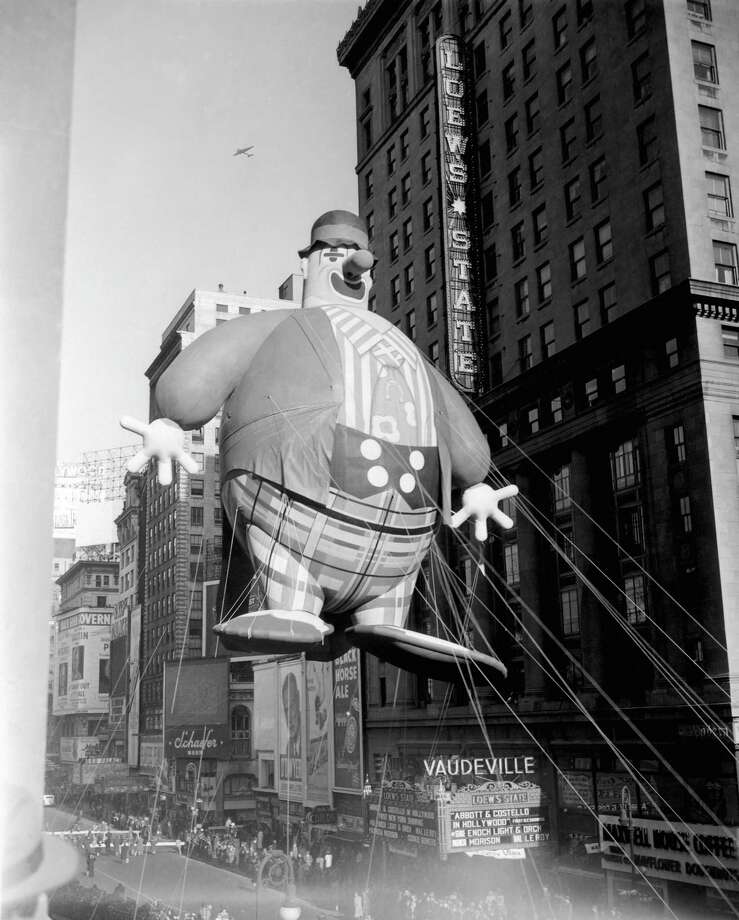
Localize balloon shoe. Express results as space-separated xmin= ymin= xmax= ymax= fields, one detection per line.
xmin=345 ymin=624 xmax=507 ymax=684
xmin=214 ymin=610 xmax=334 ymax=655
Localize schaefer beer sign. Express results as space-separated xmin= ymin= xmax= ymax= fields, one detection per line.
xmin=435 ymin=34 xmax=482 ymax=393
xmin=165 ymin=725 xmax=228 ymax=759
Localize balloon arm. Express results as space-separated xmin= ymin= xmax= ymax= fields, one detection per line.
xmin=154 ymin=308 xmax=295 ymax=427
xmin=426 ymin=363 xmax=491 ymax=488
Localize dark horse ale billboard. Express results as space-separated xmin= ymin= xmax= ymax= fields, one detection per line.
xmin=332 ymin=647 xmax=362 ymax=792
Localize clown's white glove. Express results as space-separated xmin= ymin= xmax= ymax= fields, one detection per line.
xmin=451 ymin=483 xmax=519 ymax=541
xmin=120 ymin=416 xmax=199 ymax=486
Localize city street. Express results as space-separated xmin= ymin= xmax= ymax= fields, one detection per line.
xmin=46 ymin=809 xmax=337 ymax=920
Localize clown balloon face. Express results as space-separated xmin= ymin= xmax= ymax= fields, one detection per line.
xmin=301 ymin=245 xmax=374 ymax=310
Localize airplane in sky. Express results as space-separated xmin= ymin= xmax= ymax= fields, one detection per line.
xmin=233 ymin=145 xmax=255 ymax=157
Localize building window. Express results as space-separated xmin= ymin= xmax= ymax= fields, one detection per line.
xmin=515 ymin=278 xmax=530 ymax=318
xmin=500 ymin=9 xmax=513 ymax=49
xmin=523 ymin=40 xmax=537 ymax=81
xmin=365 ymin=169 xmax=374 ymax=200
xmin=669 ymin=423 xmax=687 ymax=463
xmin=714 ymin=241 xmax=738 ymax=284
xmin=584 ymin=377 xmax=599 ymax=406
xmin=537 ymin=262 xmax=552 ymax=302
xmin=366 ymin=212 xmax=375 ymax=244
xmin=404 ymin=263 xmax=415 ymax=297
xmin=502 ymin=61 xmax=516 ymax=100
xmin=489 ymin=352 xmax=503 ymax=386
xmin=190 ymin=505 xmax=203 ymax=527
xmin=400 ymin=129 xmax=409 ymax=160
xmin=192 ymin=427 xmax=204 ymax=443
xmin=512 ymin=222 xmax=526 ymax=261
xmin=577 ymin=0 xmax=593 ymax=23
xmin=632 ymin=53 xmax=652 ymax=103
xmin=665 ymin=337 xmax=679 ymax=368
xmin=625 ymin=0 xmax=647 ymax=38
xmin=706 ymin=173 xmax=733 ymax=217
xmin=420 ymin=105 xmax=431 ymax=138
xmin=390 ymin=275 xmax=401 ymax=308
xmin=560 ymin=119 xmax=577 ymax=162
xmin=551 ymin=395 xmax=563 ymax=424
xmin=637 ymin=116 xmax=658 ymax=165
xmin=402 ymin=217 xmax=413 ymax=251
xmin=509 ymin=167 xmax=522 ymax=206
xmin=361 ymin=117 xmax=372 ymax=151
xmin=426 ymin=292 xmax=438 ymax=327
xmin=650 ymin=249 xmax=671 ymax=294
xmin=418 ymin=203 xmax=433 ymax=241
xmin=429 ymin=341 xmax=439 ymax=366
xmin=612 ymin=364 xmax=626 ymax=393
xmin=541 ymin=321 xmax=556 ymax=358
xmin=599 ymin=284 xmax=617 ymax=322
xmin=479 ymin=139 xmax=492 ymax=177
xmin=484 ymin=244 xmax=498 ymax=284
xmin=388 ymin=187 xmax=398 ymax=220
xmin=565 ymin=176 xmax=582 ymax=221
xmin=561 ymin=588 xmax=580 ymax=636
xmin=487 ymin=296 xmax=500 ymax=336
xmin=401 ymin=172 xmax=411 ymax=205
xmin=692 ymin=41 xmax=718 ymax=83
xmin=406 ymin=309 xmax=416 ymax=341
xmin=526 ymin=405 xmax=540 ymax=435
xmin=190 ymin=479 xmax=204 ymax=497
xmin=481 ymin=191 xmax=495 ymax=229
xmin=520 ymin=0 xmax=533 ymax=27
xmin=679 ymin=496 xmax=693 ymax=533
xmin=473 ymin=41 xmax=486 ymax=79
xmin=529 ymin=148 xmax=544 ymax=188
xmin=557 ymin=61 xmax=573 ymax=105
xmin=553 ymin=464 xmax=572 ymax=511
xmin=504 ymin=543 xmax=520 ymax=585
xmin=505 ymin=113 xmax=520 ymax=153
xmin=425 ymin=244 xmax=436 ymax=279
xmin=499 ymin=422 xmax=509 ymax=448
xmin=624 ymin=574 xmax=646 ymax=625
xmin=580 ymin=39 xmax=598 ymax=82
xmin=644 ymin=182 xmax=665 ymax=230
xmin=385 ymin=46 xmax=408 ymax=121
xmin=585 ymin=96 xmax=602 ymax=142
xmin=421 ymin=151 xmax=432 ymax=186
xmin=389 ymin=230 xmax=399 ymax=261
xmin=589 ymin=157 xmax=607 ymax=204
xmin=574 ymin=300 xmax=590 ymax=339
xmin=687 ymin=0 xmax=711 ymax=20
xmin=553 ymin=7 xmax=567 ymax=50
xmin=519 ymin=335 xmax=533 ymax=372
xmin=525 ymin=93 xmax=540 ymax=135
xmin=733 ymin=416 xmax=739 ymax=468
xmin=569 ymin=238 xmax=587 ymax=281
xmin=595 ymin=220 xmax=613 ymax=263
xmin=611 ymin=439 xmax=640 ymax=490
xmin=476 ymin=89 xmax=490 ymax=126
xmin=699 ymin=106 xmax=725 ymax=149
xmin=386 ymin=145 xmax=396 ymax=176
xmin=722 ymin=325 xmax=739 ymax=359
xmin=533 ymin=204 xmax=548 ymax=245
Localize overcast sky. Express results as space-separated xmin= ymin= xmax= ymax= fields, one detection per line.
xmin=57 ymin=0 xmax=360 ymax=461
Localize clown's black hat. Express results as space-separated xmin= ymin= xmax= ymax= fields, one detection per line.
xmin=298 ymin=210 xmax=369 ymax=259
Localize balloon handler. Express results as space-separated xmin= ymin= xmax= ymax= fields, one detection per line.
xmin=122 ymin=211 xmax=517 ymax=682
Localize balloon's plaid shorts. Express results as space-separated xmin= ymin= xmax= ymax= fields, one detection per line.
xmin=222 ymin=473 xmax=438 ymax=627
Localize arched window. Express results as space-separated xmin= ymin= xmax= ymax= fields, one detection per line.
xmin=231 ymin=705 xmax=251 ymax=755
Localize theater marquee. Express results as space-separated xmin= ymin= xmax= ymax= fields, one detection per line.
xmin=435 ymin=34 xmax=482 ymax=393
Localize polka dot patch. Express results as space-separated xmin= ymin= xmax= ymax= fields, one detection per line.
xmin=399 ymin=473 xmax=417 ymax=494
xmin=367 ymin=465 xmax=389 ymax=488
xmin=360 ymin=438 xmax=382 ymax=461
xmin=409 ymin=450 xmax=425 ymax=470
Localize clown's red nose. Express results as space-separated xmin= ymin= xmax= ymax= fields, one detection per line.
xmin=342 ymin=250 xmax=374 ymax=280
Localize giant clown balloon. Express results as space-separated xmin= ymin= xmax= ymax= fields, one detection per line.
xmin=122 ymin=210 xmax=517 ymax=682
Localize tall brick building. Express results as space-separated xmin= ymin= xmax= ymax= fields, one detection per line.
xmin=338 ymin=0 xmax=739 ymax=911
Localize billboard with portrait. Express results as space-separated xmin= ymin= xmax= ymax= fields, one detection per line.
xmin=305 ymin=660 xmax=331 ymax=805
xmin=53 ymin=609 xmax=112 ymax=715
xmin=278 ymin=658 xmax=304 ymax=800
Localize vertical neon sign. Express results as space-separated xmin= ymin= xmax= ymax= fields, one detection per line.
xmin=435 ymin=35 xmax=481 ymax=393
